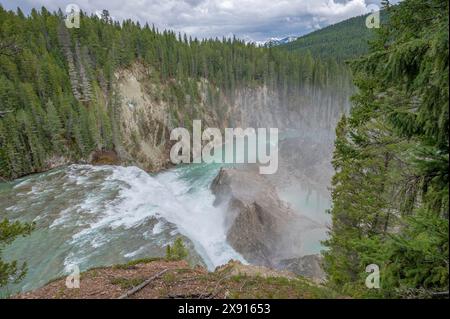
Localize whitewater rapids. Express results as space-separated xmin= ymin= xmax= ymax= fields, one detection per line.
xmin=0 ymin=163 xmax=245 ymax=293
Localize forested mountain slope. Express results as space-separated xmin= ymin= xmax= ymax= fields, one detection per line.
xmin=0 ymin=6 xmax=352 ymax=180
xmin=281 ymin=13 xmax=385 ymax=62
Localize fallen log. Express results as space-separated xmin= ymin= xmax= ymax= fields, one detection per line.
xmin=118 ymin=269 xmax=169 ymax=299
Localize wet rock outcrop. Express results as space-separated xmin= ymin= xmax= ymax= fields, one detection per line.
xmin=211 ymin=167 xmax=322 ymax=269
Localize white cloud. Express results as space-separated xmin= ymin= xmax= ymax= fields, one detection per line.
xmin=1 ymin=0 xmax=383 ymax=41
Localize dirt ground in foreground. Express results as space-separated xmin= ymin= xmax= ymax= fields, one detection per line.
xmin=14 ymin=259 xmax=340 ymax=299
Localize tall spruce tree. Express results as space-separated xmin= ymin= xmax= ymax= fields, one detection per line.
xmin=324 ymin=0 xmax=449 ymax=298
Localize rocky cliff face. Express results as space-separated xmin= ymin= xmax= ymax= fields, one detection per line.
xmin=114 ymin=64 xmax=173 ymax=172
xmin=230 ymin=86 xmax=298 ymax=129
xmin=112 ymin=63 xmax=348 ymax=173
xmin=113 ymin=67 xmax=291 ymax=172
xmin=211 ymin=167 xmax=323 ymax=270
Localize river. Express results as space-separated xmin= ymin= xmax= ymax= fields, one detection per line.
xmin=0 ymin=136 xmax=331 ymax=295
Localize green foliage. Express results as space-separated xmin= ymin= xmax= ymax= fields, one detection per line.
xmin=324 ymin=0 xmax=449 ymax=298
xmin=165 ymin=238 xmax=188 ymax=261
xmin=281 ymin=12 xmax=388 ymax=62
xmin=0 ymin=219 xmax=35 ymax=287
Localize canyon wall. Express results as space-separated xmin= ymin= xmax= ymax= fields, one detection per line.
xmin=113 ymin=63 xmax=351 ymax=177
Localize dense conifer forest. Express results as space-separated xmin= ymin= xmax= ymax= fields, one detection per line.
xmin=324 ymin=0 xmax=448 ymax=298
xmin=281 ymin=13 xmax=377 ymax=62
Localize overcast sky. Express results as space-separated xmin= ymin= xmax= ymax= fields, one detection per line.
xmin=1 ymin=0 xmax=394 ymax=42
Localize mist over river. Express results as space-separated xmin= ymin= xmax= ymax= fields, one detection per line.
xmin=0 ymin=135 xmax=331 ymax=295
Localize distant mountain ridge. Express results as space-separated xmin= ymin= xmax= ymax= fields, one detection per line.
xmin=279 ymin=12 xmax=387 ymax=62
xmin=262 ymin=36 xmax=298 ymax=47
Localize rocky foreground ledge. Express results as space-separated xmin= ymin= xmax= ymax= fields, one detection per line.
xmin=14 ymin=259 xmax=339 ymax=299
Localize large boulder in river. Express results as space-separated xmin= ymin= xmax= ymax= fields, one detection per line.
xmin=211 ymin=167 xmax=322 ymax=268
